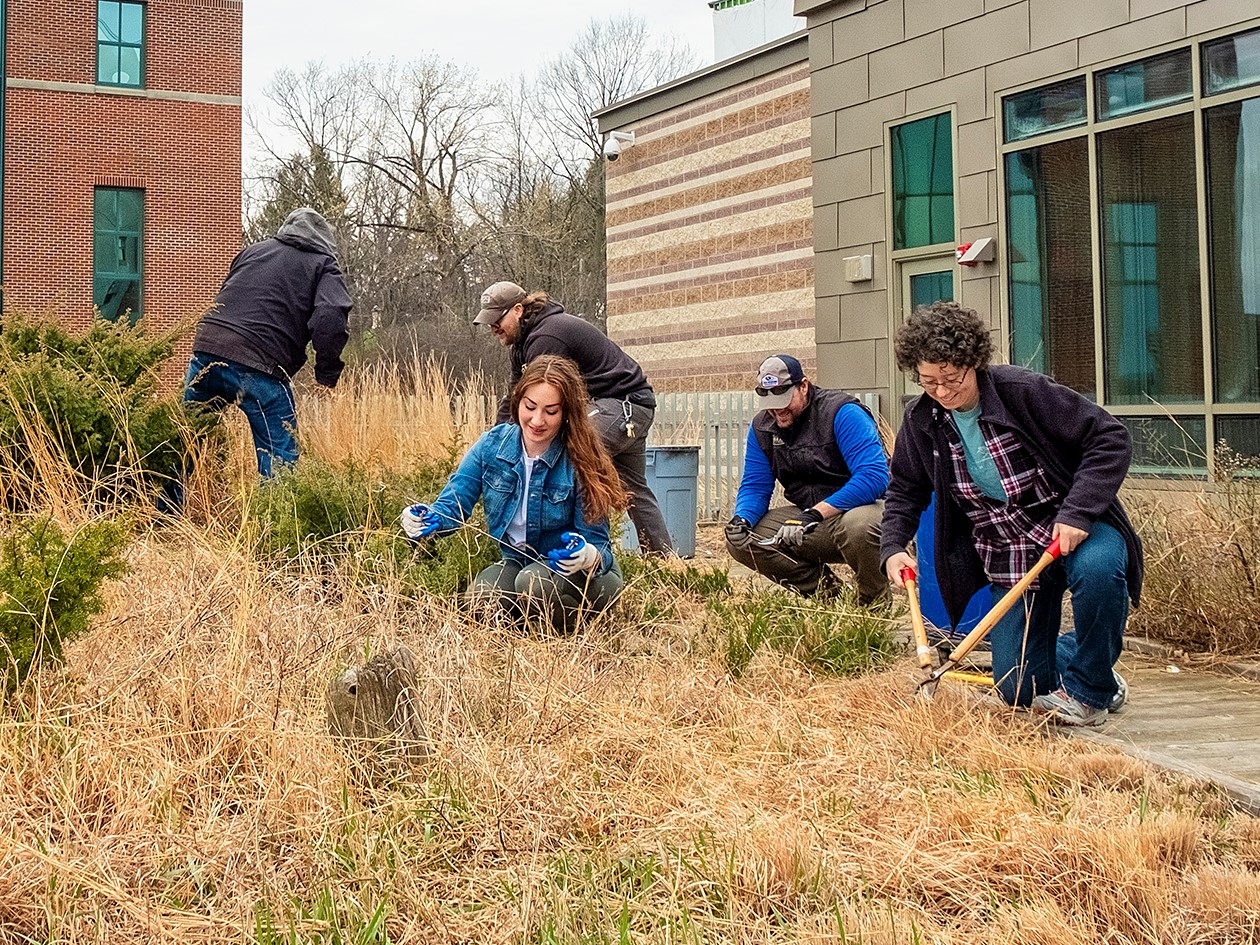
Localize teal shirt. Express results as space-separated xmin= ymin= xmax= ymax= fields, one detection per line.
xmin=951 ymin=405 xmax=1007 ymax=501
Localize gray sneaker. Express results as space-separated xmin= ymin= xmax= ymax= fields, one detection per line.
xmin=1032 ymin=688 xmax=1108 ymax=727
xmin=1110 ymin=671 xmax=1128 ymax=713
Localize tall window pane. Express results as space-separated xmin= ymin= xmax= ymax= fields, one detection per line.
xmin=1005 ymin=138 xmax=1095 ymax=396
xmin=909 ymin=270 xmax=953 ymax=309
xmin=1206 ymin=99 xmax=1260 ymax=403
xmin=97 ymin=0 xmax=144 ymax=87
xmin=1098 ymin=114 xmax=1202 ymax=406
xmin=890 ymin=114 xmax=954 ymax=250
xmin=94 ymin=188 xmax=144 ymax=323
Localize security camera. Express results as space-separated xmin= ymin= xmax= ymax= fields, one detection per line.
xmin=602 ymin=130 xmax=635 ymax=162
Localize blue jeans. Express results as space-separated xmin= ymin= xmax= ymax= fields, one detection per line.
xmin=989 ymin=521 xmax=1128 ymax=709
xmin=183 ymin=353 xmax=298 ymax=477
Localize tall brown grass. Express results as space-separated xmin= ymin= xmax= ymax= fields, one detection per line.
xmin=1126 ymin=452 xmax=1260 ymax=655
xmin=0 ymin=360 xmax=1257 ymax=943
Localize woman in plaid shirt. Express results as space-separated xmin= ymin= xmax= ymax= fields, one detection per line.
xmin=880 ymin=301 xmax=1143 ymax=727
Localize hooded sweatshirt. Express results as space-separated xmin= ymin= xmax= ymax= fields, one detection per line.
xmin=193 ymin=208 xmax=353 ymax=387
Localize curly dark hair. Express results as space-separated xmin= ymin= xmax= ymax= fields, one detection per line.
xmin=893 ymin=301 xmax=994 ymax=375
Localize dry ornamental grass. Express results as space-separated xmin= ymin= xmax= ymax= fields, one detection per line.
xmin=0 ymin=358 xmax=1257 ymax=943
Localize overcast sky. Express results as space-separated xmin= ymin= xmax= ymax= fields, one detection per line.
xmin=242 ymin=1 xmax=715 ymax=111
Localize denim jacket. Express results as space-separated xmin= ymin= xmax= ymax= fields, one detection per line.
xmin=428 ymin=423 xmax=614 ymax=574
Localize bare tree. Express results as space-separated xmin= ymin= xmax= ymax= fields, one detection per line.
xmin=244 ymin=15 xmax=698 ymax=379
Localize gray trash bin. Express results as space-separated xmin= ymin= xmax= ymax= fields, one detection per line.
xmin=619 ymin=445 xmax=700 ymax=558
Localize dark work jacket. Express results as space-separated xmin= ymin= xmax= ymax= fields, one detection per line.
xmin=880 ymin=364 xmax=1144 ymax=626
xmin=193 ymin=211 xmax=353 ymax=387
xmin=752 ymin=386 xmax=861 ymax=510
xmin=496 ymin=301 xmax=653 ymax=422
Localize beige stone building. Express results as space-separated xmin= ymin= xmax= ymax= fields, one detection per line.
xmin=602 ymin=0 xmax=1260 ymax=477
xmin=596 ymin=33 xmax=815 ymax=392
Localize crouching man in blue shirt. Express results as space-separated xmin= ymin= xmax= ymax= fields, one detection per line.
xmin=725 ymin=355 xmax=890 ymax=605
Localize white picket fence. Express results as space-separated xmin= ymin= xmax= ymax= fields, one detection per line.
xmin=650 ymin=390 xmax=882 ymax=522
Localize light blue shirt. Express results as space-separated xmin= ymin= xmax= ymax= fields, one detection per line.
xmin=951 ymin=405 xmax=1007 ymax=501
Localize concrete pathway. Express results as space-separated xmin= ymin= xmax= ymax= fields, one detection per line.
xmin=1071 ymin=648 xmax=1260 ymax=815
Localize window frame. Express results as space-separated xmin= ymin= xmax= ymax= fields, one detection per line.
xmin=884 ymin=106 xmax=960 ymax=264
xmin=93 ymin=187 xmax=145 ymax=324
xmin=994 ymin=20 xmax=1260 ymax=478
xmin=96 ymin=0 xmax=145 ymax=89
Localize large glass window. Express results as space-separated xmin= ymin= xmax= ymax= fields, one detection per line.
xmin=1119 ymin=416 xmax=1207 ymax=474
xmin=1098 ymin=114 xmax=1202 ymax=406
xmin=1096 ymin=49 xmax=1192 ymax=121
xmin=890 ymin=114 xmax=954 ymax=250
xmin=1005 ymin=138 xmax=1095 ymax=396
xmin=97 ymin=1 xmax=144 ymax=88
xmin=1203 ymin=26 xmax=1260 ymax=97
xmin=1206 ymin=98 xmax=1260 ymax=403
xmin=1003 ymin=77 xmax=1087 ymax=143
xmin=94 ymin=188 xmax=144 ymax=322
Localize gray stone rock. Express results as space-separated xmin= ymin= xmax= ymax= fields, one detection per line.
xmin=326 ymin=644 xmax=429 ymax=771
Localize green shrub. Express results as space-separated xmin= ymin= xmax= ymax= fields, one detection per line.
xmin=0 ymin=312 xmax=213 ymax=506
xmin=0 ymin=514 xmax=128 ymax=687
xmin=709 ymin=590 xmax=896 ymax=678
xmin=356 ymin=527 xmax=501 ymax=598
xmin=248 ymin=457 xmax=450 ymax=558
xmin=247 ymin=455 xmax=499 ymax=594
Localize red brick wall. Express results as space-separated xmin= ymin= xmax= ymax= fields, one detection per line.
xmin=3 ymin=0 xmax=242 ymax=356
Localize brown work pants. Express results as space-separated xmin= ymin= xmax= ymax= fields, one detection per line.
xmin=727 ymin=502 xmax=887 ymax=604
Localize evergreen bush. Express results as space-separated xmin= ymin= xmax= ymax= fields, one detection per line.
xmin=247 ymin=455 xmax=499 ymax=594
xmin=0 ymin=311 xmax=214 ymax=506
xmin=0 ymin=514 xmax=128 ymax=688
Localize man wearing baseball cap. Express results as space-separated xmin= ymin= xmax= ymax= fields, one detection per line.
xmin=473 ymin=280 xmax=673 ymax=555
xmin=725 ymin=354 xmax=890 ymax=604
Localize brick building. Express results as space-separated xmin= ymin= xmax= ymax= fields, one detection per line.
xmin=596 ymin=33 xmax=815 ymax=392
xmin=2 ymin=0 xmax=242 ymax=339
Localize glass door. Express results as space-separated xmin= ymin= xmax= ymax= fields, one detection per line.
xmin=893 ymin=256 xmax=957 ymax=411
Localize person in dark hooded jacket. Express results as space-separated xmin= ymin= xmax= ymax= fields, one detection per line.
xmin=473 ymin=280 xmax=674 ymax=555
xmin=183 ymin=208 xmax=353 ymax=476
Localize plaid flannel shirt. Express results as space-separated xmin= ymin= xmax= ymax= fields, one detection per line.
xmin=944 ymin=418 xmax=1059 ymax=588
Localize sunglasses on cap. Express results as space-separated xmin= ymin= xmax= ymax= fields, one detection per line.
xmin=755 ymin=383 xmax=795 ymax=398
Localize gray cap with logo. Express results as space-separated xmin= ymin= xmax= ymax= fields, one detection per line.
xmin=753 ymin=354 xmax=804 ymax=409
xmin=473 ymin=280 xmax=528 ymax=326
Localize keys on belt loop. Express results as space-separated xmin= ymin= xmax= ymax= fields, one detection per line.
xmin=622 ymin=399 xmax=636 ymax=438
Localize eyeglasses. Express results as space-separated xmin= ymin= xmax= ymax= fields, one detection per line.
xmin=755 ymin=383 xmax=795 ymax=398
xmin=914 ymin=366 xmax=971 ymax=392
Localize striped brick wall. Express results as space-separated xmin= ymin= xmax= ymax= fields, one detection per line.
xmin=604 ymin=61 xmax=815 ymax=393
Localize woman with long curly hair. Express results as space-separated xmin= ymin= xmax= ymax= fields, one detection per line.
xmin=881 ymin=301 xmax=1143 ymax=727
xmin=399 ymin=355 xmax=628 ymax=632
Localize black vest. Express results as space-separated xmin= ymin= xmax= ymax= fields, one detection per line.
xmin=752 ymin=387 xmax=862 ymax=510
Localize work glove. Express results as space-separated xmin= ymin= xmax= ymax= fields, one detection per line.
xmin=546 ymin=531 xmax=602 ymax=575
xmin=400 ymin=503 xmax=441 ymax=541
xmin=773 ymin=507 xmax=824 ymax=548
xmin=724 ymin=515 xmax=754 ymax=551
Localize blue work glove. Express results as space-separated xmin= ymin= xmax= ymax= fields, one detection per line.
xmin=546 ymin=531 xmax=601 ymax=575
xmin=773 ymin=507 xmax=824 ymax=548
xmin=400 ymin=503 xmax=441 ymax=541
